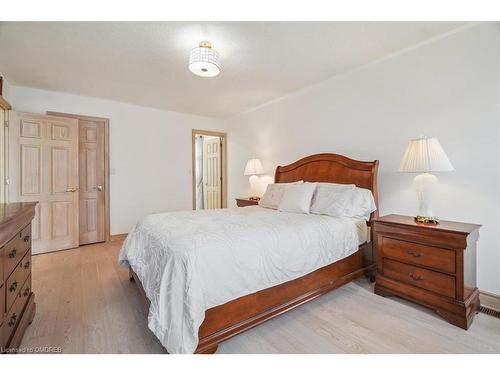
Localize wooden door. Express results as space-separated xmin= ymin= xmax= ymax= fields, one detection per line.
xmin=78 ymin=119 xmax=105 ymax=245
xmin=202 ymin=137 xmax=222 ymax=209
xmin=9 ymin=112 xmax=79 ymax=254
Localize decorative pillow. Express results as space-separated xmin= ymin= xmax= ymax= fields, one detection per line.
xmin=278 ymin=182 xmax=318 ymax=214
xmin=310 ymin=183 xmax=356 ymax=216
xmin=259 ymin=181 xmax=303 ymax=209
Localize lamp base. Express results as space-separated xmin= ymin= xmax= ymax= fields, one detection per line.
xmin=414 ymin=215 xmax=439 ymax=225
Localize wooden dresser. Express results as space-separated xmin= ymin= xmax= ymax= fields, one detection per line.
xmin=374 ymin=214 xmax=481 ymax=329
xmin=0 ymin=202 xmax=37 ymax=352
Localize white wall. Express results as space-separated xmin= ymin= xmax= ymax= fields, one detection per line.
xmin=7 ymin=86 xmax=227 ymax=234
xmin=227 ymin=23 xmax=500 ymax=294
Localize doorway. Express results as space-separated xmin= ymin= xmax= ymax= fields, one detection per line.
xmin=192 ymin=129 xmax=227 ymax=210
xmin=6 ymin=110 xmax=110 ymax=254
xmin=47 ymin=112 xmax=110 ymax=246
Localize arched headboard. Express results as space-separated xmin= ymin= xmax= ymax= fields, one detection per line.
xmin=274 ymin=153 xmax=379 ymax=219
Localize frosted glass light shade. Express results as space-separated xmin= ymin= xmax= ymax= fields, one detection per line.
xmin=189 ymin=41 xmax=221 ymax=78
xmin=399 ymin=137 xmax=454 ymax=173
xmin=244 ymin=158 xmax=264 ymax=176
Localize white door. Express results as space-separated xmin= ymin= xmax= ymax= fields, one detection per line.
xmin=9 ymin=111 xmax=79 ymax=254
xmin=202 ymin=137 xmax=222 ymax=209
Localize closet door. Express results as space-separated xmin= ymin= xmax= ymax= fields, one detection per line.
xmin=78 ymin=119 xmax=105 ymax=245
xmin=9 ymin=111 xmax=79 ymax=254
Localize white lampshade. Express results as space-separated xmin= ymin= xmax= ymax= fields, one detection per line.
xmin=399 ymin=137 xmax=454 ymax=173
xmin=189 ymin=41 xmax=221 ymax=78
xmin=244 ymin=158 xmax=264 ymax=176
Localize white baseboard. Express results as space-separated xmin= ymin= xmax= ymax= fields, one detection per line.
xmin=480 ymin=290 xmax=500 ymax=312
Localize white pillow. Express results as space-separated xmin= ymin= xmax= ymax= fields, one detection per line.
xmin=310 ymin=183 xmax=376 ymax=220
xmin=345 ymin=187 xmax=377 ymax=220
xmin=259 ymin=181 xmax=303 ymax=209
xmin=310 ymin=182 xmax=356 ymax=216
xmin=278 ymin=182 xmax=317 ymax=214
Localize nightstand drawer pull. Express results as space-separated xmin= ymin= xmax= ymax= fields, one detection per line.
xmin=409 ymin=273 xmax=423 ymax=281
xmin=406 ymin=250 xmax=423 ymax=258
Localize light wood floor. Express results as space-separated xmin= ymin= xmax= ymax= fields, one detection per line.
xmin=20 ymin=241 xmax=500 ymax=354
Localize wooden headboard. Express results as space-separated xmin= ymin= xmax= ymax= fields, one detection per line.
xmin=274 ymin=153 xmax=379 ymax=219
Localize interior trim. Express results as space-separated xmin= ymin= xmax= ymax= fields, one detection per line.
xmin=480 ymin=290 xmax=500 ymax=312
xmin=191 ymin=129 xmax=228 ymax=210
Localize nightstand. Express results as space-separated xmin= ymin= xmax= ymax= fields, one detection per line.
xmin=235 ymin=198 xmax=259 ymax=207
xmin=373 ymin=214 xmax=481 ymax=329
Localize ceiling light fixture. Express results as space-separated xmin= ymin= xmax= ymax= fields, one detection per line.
xmin=189 ymin=41 xmax=221 ymax=78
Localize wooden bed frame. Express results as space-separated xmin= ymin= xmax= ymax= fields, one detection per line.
xmin=129 ymin=153 xmax=379 ymax=353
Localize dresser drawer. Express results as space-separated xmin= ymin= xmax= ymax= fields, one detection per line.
xmin=382 ymin=237 xmax=455 ymax=274
xmin=3 ymin=275 xmax=31 ymax=345
xmin=383 ymin=258 xmax=455 ymax=298
xmin=0 ymin=281 xmax=4 ymax=315
xmin=0 ymin=322 xmax=4 ymax=350
xmin=0 ymin=245 xmax=4 ymax=284
xmin=3 ymin=225 xmax=31 ymax=278
xmin=5 ymin=252 xmax=31 ymax=313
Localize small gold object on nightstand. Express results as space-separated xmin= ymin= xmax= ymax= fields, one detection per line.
xmin=414 ymin=215 xmax=439 ymax=224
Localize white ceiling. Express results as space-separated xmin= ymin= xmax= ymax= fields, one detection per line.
xmin=0 ymin=22 xmax=466 ymax=118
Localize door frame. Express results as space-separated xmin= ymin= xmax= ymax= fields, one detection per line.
xmin=0 ymin=96 xmax=11 ymax=204
xmin=192 ymin=129 xmax=227 ymax=210
xmin=47 ymin=111 xmax=111 ymax=242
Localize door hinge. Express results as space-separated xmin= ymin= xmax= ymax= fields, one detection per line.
xmin=4 ymin=120 xmax=8 ymax=128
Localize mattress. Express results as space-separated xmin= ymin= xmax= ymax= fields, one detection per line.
xmin=118 ymin=206 xmax=368 ymax=353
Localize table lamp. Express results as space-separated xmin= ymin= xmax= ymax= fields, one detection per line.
xmin=399 ymin=136 xmax=454 ymax=224
xmin=244 ymin=158 xmax=264 ymax=200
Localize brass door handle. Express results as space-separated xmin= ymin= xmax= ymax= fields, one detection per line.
xmin=97 ymin=185 xmax=103 ymax=191
xmin=66 ymin=187 xmax=79 ymax=192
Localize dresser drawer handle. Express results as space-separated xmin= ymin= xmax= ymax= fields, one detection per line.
xmin=9 ymin=281 xmax=18 ymax=292
xmin=23 ymin=235 xmax=31 ymax=242
xmin=24 ymin=260 xmax=31 ymax=269
xmin=409 ymin=273 xmax=423 ymax=281
xmin=8 ymin=313 xmax=18 ymax=327
xmin=406 ymin=250 xmax=423 ymax=258
xmin=8 ymin=249 xmax=17 ymax=258
xmin=23 ymin=287 xmax=31 ymax=297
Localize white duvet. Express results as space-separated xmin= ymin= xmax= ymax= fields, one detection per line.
xmin=118 ymin=206 xmax=366 ymax=353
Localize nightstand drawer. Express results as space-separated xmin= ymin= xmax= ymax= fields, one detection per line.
xmin=383 ymin=258 xmax=455 ymax=298
xmin=382 ymin=237 xmax=455 ymax=274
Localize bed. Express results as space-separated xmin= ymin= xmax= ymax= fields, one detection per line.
xmin=120 ymin=153 xmax=379 ymax=354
